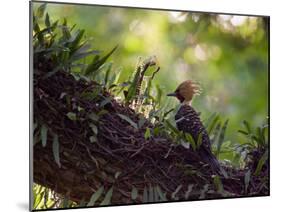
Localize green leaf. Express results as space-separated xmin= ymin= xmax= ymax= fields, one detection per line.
xmin=33 ymin=184 xmax=45 ymax=209
xmin=156 ymin=85 xmax=163 ymax=106
xmin=211 ymin=121 xmax=221 ymax=144
xmin=238 ymin=129 xmax=249 ymax=136
xmin=254 ymin=150 xmax=268 ymax=176
xmin=148 ymin=185 xmax=154 ymax=202
xmin=155 ymin=186 xmax=167 ymax=201
xmin=125 ymin=68 xmax=141 ymax=103
xmin=100 ymin=97 xmax=112 ymax=107
xmin=197 ymin=132 xmax=203 ymax=149
xmin=163 ymin=108 xmax=174 ymax=119
xmin=62 ymin=198 xmax=70 ymax=208
xmin=90 ymin=123 xmax=98 ymax=135
xmin=144 ymin=77 xmax=153 ymax=102
xmin=77 ymin=106 xmax=84 ymax=112
xmin=97 ymin=109 xmax=108 ymax=116
xmin=184 ymin=133 xmax=196 ymax=151
xmin=40 ymin=124 xmax=48 ymax=147
xmin=60 ymin=49 xmax=70 ymax=63
xmin=69 ymin=29 xmax=85 ymax=52
xmin=70 ymin=40 xmax=90 ymax=53
xmin=199 ymin=184 xmax=209 ymax=199
xmin=80 ymin=90 xmax=98 ymax=101
xmin=207 ymin=114 xmax=220 ymax=135
xmin=87 ymin=186 xmax=104 ymax=206
xmin=61 ymin=18 xmax=71 ymax=40
xmin=66 ymin=112 xmax=77 ymax=121
xmin=85 ymin=55 xmax=99 ymax=75
xmin=138 ymin=117 xmax=146 ymax=129
xmin=89 ymin=113 xmax=99 ymax=122
xmin=213 ymin=175 xmax=224 ymax=193
xmin=104 ymin=63 xmax=113 ymax=87
xmin=70 ymin=23 xmax=76 ymax=31
xmin=100 ymin=186 xmax=113 ymax=206
xmin=204 ymin=112 xmax=216 ymax=127
xmin=153 ymin=186 xmax=159 ymax=202
xmin=243 ymin=120 xmax=251 ymax=134
xmin=36 ymin=3 xmax=47 ymax=18
xmin=99 ymin=45 xmax=118 ymax=64
xmin=34 ymin=23 xmax=43 ymax=44
xmin=216 ymin=119 xmax=229 ymax=156
xmin=153 ymin=127 xmax=160 ymax=136
xmin=261 ymin=124 xmax=268 ymax=144
xmin=256 ymin=127 xmax=265 ymax=147
xmin=79 ymin=199 xmax=86 ymax=207
xmin=165 ymin=120 xmax=179 ymax=134
xmin=45 ymin=13 xmax=50 ymax=28
xmin=33 ymin=18 xmax=40 ymax=33
xmin=131 ymin=186 xmax=138 ymax=200
xmin=144 ymin=128 xmax=151 ymax=140
xmin=89 ymin=135 xmax=97 ymax=143
xmin=180 ymin=140 xmax=190 ymax=149
xmin=85 ymin=46 xmax=118 ymax=76
xmin=52 ymin=134 xmax=61 ymax=168
xmin=244 ymin=170 xmax=251 ymax=193
xmin=114 ymin=171 xmax=121 ymax=179
xmin=143 ymin=187 xmax=148 ymax=203
xmin=112 ymin=70 xmax=121 ymax=86
xmin=71 ymin=50 xmax=100 ymax=61
xmin=117 ymin=114 xmax=138 ymax=129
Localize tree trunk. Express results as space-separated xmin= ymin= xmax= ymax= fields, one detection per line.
xmin=33 ymin=70 xmax=268 ymax=205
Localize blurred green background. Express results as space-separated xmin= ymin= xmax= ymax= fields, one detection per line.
xmin=33 ymin=2 xmax=268 ymax=145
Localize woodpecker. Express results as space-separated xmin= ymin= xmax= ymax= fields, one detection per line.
xmin=167 ymin=80 xmax=222 ymax=175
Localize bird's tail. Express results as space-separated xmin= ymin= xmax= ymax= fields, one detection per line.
xmin=199 ymin=148 xmax=228 ymax=178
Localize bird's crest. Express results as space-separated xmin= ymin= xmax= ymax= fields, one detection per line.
xmin=167 ymin=80 xmax=202 ymax=105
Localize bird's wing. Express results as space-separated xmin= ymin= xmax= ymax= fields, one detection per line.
xmin=175 ymin=105 xmax=224 ymax=176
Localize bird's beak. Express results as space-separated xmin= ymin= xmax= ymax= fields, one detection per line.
xmin=167 ymin=92 xmax=177 ymax=97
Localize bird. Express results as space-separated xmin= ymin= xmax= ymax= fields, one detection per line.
xmin=167 ymin=80 xmax=223 ymax=176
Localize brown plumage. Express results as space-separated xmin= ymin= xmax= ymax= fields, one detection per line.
xmin=167 ymin=80 xmax=222 ymax=175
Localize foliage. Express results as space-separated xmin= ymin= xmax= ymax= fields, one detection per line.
xmin=33 ymin=183 xmax=77 ymax=209
xmin=33 ymin=3 xmax=116 ymax=81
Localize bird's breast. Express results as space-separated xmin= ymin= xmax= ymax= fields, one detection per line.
xmin=175 ymin=105 xmax=207 ymax=142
